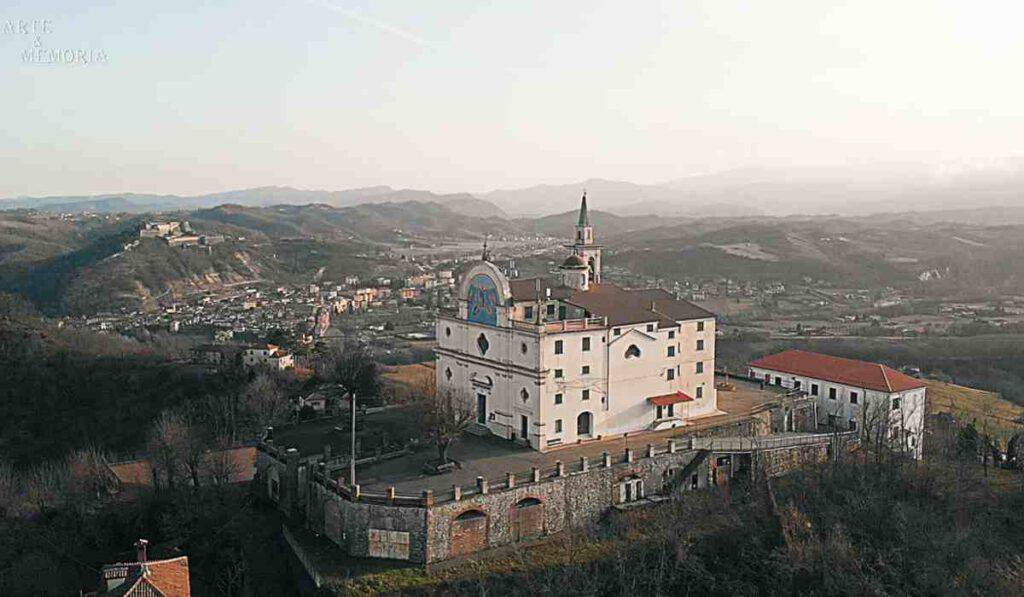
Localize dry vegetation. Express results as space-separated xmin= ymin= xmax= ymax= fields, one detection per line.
xmin=926 ymin=379 xmax=1024 ymax=436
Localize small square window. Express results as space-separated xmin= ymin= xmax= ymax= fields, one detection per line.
xmin=555 ymin=419 xmax=562 ymax=433
xmin=695 ymin=361 xmax=703 ymax=374
xmin=696 ymin=339 xmax=704 ymax=351
xmin=811 ymin=383 xmax=819 ymax=396
xmin=554 ymin=369 xmax=563 ymax=379
xmin=554 ymin=340 xmax=564 ymax=355
xmin=697 ymin=321 xmax=705 ymax=332
xmin=829 ymin=387 xmax=837 ymax=400
xmin=582 ymin=337 xmax=591 ymax=351
xmin=582 ymin=389 xmax=590 ymax=400
xmin=547 ymin=304 xmax=555 ymax=316
xmin=554 ymin=393 xmax=563 ymax=404
xmin=667 ymin=369 xmax=675 ymax=380
xmin=892 ymin=397 xmax=900 ymax=410
xmin=696 ymin=386 xmax=703 ymax=399
xmin=668 ymin=330 xmax=675 ymax=339
xmin=850 ymin=391 xmax=859 ymax=404
xmin=667 ymin=346 xmax=676 ymax=357
xmin=647 ymin=323 xmax=655 ymax=332
xmin=524 ymin=306 xmax=534 ymax=320
xmin=581 ymin=365 xmax=590 ymax=375
xmin=614 ymin=328 xmax=621 ymax=336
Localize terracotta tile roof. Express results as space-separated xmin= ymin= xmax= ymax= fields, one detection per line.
xmin=101 ymin=556 xmax=191 ymax=596
xmin=508 ymin=277 xmax=573 ymax=301
xmin=648 ymin=391 xmax=695 ymax=406
xmin=565 ymin=283 xmax=713 ymax=327
xmin=749 ymin=349 xmax=926 ymax=393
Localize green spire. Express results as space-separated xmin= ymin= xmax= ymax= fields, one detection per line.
xmin=577 ymin=191 xmax=589 ymax=227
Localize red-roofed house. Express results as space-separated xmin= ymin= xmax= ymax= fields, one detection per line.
xmin=96 ymin=540 xmax=190 ymax=596
xmin=749 ymin=349 xmax=926 ymax=458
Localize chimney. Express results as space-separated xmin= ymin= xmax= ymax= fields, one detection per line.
xmin=135 ymin=539 xmax=149 ymax=563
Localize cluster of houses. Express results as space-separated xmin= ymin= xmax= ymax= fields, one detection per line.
xmin=138 ymin=220 xmax=224 ymax=248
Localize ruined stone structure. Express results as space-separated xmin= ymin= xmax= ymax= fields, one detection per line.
xmin=256 ymin=400 xmax=851 ymax=565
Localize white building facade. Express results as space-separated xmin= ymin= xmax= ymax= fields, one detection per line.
xmin=749 ymin=349 xmax=927 ymax=459
xmin=435 ymin=195 xmax=719 ymax=451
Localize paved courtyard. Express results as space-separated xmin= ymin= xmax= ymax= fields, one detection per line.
xmin=355 ymin=374 xmax=783 ymax=494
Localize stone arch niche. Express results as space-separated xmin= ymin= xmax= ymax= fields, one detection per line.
xmin=450 ymin=509 xmax=488 ymax=557
xmin=511 ymin=497 xmax=545 ymax=541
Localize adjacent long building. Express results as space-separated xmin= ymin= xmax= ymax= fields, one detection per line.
xmin=435 ymin=194 xmax=719 ymax=451
xmin=749 ymin=349 xmax=927 ymax=459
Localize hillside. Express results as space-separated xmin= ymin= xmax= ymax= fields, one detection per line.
xmin=926 ymin=380 xmax=1023 ymax=436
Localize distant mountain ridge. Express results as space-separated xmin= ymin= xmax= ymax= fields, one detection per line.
xmin=0 ymin=186 xmax=507 ymax=219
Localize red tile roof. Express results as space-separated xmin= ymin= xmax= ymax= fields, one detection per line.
xmin=749 ymin=349 xmax=926 ymax=393
xmin=648 ymin=391 xmax=695 ymax=406
xmin=101 ymin=556 xmax=190 ymax=596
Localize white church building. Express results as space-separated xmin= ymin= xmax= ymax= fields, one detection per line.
xmin=435 ymin=194 xmax=720 ymax=451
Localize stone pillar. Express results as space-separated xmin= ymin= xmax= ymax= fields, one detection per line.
xmin=506 ymin=472 xmax=516 ymax=489
xmin=555 ymin=461 xmax=565 ymax=477
xmin=422 ymin=489 xmax=434 ymax=507
xmin=531 ymin=467 xmax=541 ymax=483
xmin=625 ymin=448 xmax=633 ymax=463
xmin=453 ymin=485 xmax=462 ymax=501
xmin=580 ymin=456 xmax=589 ymax=472
xmin=646 ymin=443 xmax=655 ymax=458
xmin=477 ymin=476 xmax=489 ymax=494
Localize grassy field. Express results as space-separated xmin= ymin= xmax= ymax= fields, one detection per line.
xmin=926 ymin=379 xmax=1023 ymax=436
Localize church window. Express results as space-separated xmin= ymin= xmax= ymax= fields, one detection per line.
xmin=520 ymin=342 xmax=528 ymax=354
xmin=582 ymin=337 xmax=591 ymax=351
xmin=521 ymin=388 xmax=529 ymax=402
xmin=445 ymin=327 xmax=451 ymax=337
xmin=477 ymin=333 xmax=490 ymax=356
xmin=554 ymin=340 xmax=563 ymax=355
xmin=625 ymin=345 xmax=641 ymax=359
xmin=445 ymin=367 xmax=452 ymax=381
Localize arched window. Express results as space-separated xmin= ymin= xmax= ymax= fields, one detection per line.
xmin=625 ymin=344 xmax=641 ymax=359
xmin=445 ymin=327 xmax=451 ymax=337
xmin=520 ymin=388 xmax=530 ymax=402
xmin=520 ymin=342 xmax=528 ymax=354
xmin=445 ymin=367 xmax=453 ymax=381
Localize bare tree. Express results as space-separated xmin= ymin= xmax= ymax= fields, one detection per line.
xmin=330 ymin=344 xmax=380 ymax=400
xmin=180 ymin=417 xmax=209 ymax=489
xmin=25 ymin=460 xmax=68 ymax=514
xmin=425 ymin=389 xmax=474 ymax=465
xmin=203 ymin=435 xmax=242 ymax=487
xmin=67 ymin=446 xmax=116 ymax=504
xmin=241 ymin=372 xmax=291 ymax=435
xmin=148 ymin=410 xmax=188 ymax=491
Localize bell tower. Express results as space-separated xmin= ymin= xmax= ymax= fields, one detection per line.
xmin=565 ymin=191 xmax=602 ymax=284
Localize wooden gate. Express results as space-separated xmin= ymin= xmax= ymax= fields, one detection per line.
xmin=451 ymin=510 xmax=488 ymax=557
xmin=512 ymin=498 xmax=544 ymax=541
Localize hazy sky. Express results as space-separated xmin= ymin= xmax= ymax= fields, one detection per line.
xmin=2 ymin=0 xmax=1024 ymax=197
